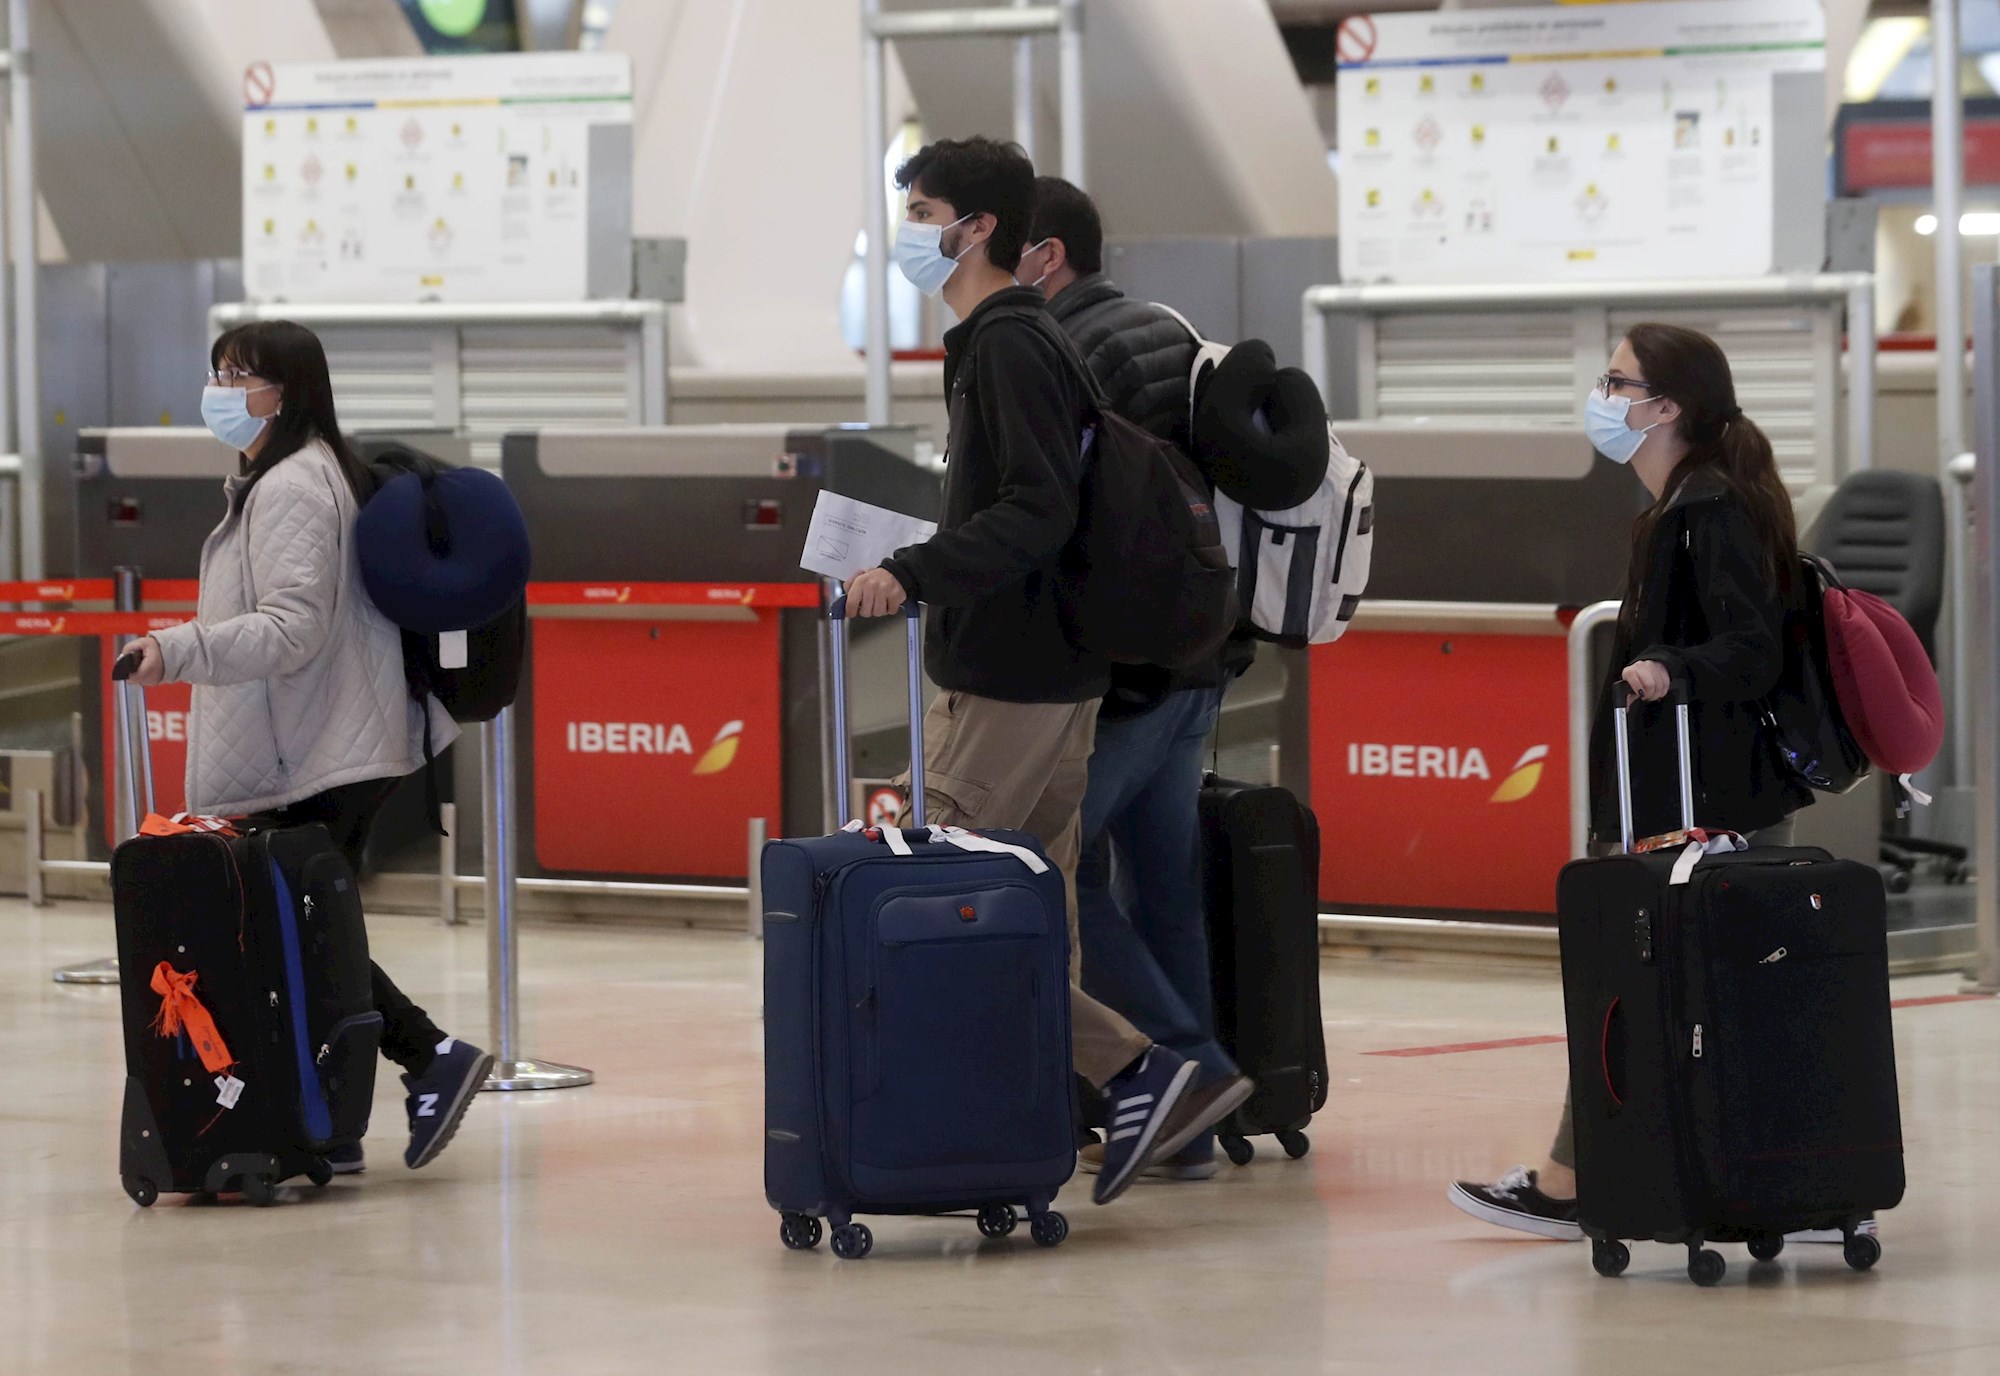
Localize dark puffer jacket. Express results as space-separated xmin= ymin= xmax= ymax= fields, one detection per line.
xmin=1046 ymin=273 xmax=1199 ymax=450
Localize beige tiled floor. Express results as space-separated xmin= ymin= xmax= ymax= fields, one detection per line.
xmin=3 ymin=899 xmax=1997 ymax=1376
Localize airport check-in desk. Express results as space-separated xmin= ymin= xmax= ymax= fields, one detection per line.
xmin=1284 ymin=424 xmax=1638 ymax=917
xmin=502 ymin=425 xmax=930 ymax=882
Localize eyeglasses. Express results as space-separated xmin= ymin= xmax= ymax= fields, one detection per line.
xmin=1597 ymin=372 xmax=1657 ymax=397
xmin=205 ymin=366 xmax=261 ymax=387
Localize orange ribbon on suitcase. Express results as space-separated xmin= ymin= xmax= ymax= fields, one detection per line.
xmin=148 ymin=963 xmax=235 ymax=1074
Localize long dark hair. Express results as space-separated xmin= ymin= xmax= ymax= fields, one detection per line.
xmin=211 ymin=321 xmax=371 ymax=510
xmin=1618 ymin=323 xmax=1797 ymax=636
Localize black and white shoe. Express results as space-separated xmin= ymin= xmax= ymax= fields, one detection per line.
xmin=402 ymin=1037 xmax=494 ymax=1170
xmin=327 ymin=1143 xmax=366 ymax=1175
xmin=1448 ymin=1166 xmax=1583 ymax=1241
xmin=1788 ymin=1215 xmax=1879 ymax=1244
xmin=1092 ymin=1047 xmax=1198 ymax=1206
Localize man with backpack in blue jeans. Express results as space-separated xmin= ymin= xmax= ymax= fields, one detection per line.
xmin=1016 ymin=177 xmax=1257 ymax=1181
xmin=844 ymin=138 xmax=1244 ymax=1205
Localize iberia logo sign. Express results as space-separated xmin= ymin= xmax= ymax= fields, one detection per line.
xmin=565 ymin=718 xmax=745 ymax=775
xmin=1346 ymin=742 xmax=1550 ymax=803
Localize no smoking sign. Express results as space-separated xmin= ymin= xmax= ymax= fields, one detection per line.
xmin=1336 ymin=16 xmax=1378 ymax=66
xmin=243 ymin=60 xmax=275 ymax=109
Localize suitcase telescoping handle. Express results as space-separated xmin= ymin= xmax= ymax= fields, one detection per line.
xmin=1611 ymin=677 xmax=1694 ymax=855
xmin=826 ymin=594 xmax=926 ymax=831
xmin=106 ymin=566 xmax=157 ymax=840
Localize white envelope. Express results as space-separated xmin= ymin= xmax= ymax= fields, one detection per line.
xmin=800 ymin=491 xmax=937 ymax=582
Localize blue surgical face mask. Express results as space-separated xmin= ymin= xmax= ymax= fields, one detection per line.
xmin=1584 ymin=387 xmax=1662 ymax=465
xmin=894 ymin=213 xmax=974 ymax=297
xmin=201 ymin=383 xmax=277 ymax=453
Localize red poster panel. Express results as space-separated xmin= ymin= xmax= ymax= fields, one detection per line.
xmin=98 ymin=640 xmax=191 ymax=847
xmin=531 ymin=616 xmax=784 ymax=879
xmin=1309 ymin=630 xmax=1570 ymax=915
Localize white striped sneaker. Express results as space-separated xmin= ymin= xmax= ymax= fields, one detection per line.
xmin=1092 ymin=1047 xmax=1198 ymax=1206
xmin=1787 ymin=1215 xmax=1878 ymax=1244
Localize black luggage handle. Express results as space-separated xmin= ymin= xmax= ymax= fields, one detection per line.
xmin=1610 ymin=677 xmax=1693 ymax=855
xmin=826 ymin=594 xmax=925 ymax=830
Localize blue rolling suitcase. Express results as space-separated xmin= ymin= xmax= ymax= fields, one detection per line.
xmin=761 ymin=599 xmax=1076 ymax=1260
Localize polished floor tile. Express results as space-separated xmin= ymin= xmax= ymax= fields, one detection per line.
xmin=2 ymin=900 xmax=1997 ymax=1376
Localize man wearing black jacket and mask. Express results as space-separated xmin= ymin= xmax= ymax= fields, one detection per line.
xmin=845 ymin=138 xmax=1240 ymax=1206
xmin=1018 ymin=178 xmax=1256 ymax=1182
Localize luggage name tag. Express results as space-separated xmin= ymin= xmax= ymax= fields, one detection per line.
xmin=438 ymin=630 xmax=469 ymax=671
xmin=214 ymin=1074 xmax=245 ymax=1110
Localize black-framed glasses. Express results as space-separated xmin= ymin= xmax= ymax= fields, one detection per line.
xmin=205 ymin=366 xmax=260 ymax=386
xmin=1597 ymin=372 xmax=1656 ymax=396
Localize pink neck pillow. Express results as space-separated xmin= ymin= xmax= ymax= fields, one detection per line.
xmin=1816 ymin=560 xmax=1945 ymax=777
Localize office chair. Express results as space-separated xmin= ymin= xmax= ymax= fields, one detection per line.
xmin=1811 ymin=470 xmax=1968 ymax=891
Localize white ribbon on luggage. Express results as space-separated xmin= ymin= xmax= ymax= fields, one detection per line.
xmin=926 ymin=825 xmax=1051 ymax=875
xmin=1669 ymin=830 xmax=1749 ymax=886
xmin=1898 ymin=774 xmax=1934 ymax=807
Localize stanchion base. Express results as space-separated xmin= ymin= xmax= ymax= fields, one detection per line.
xmin=482 ymin=1059 xmax=594 ymax=1092
xmin=52 ymin=957 xmax=120 ymax=986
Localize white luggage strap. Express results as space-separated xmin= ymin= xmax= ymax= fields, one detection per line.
xmin=1668 ymin=829 xmax=1749 ymax=886
xmin=841 ymin=820 xmax=1050 ymax=874
xmin=1897 ymin=774 xmax=1933 ymax=807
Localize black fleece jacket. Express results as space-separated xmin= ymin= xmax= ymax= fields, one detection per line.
xmin=1589 ymin=470 xmax=1813 ymax=843
xmin=881 ymin=288 xmax=1110 ymax=705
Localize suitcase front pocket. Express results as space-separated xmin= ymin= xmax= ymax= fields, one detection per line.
xmin=312 ymin=1012 xmax=383 ymax=1145
xmin=851 ymin=883 xmax=1057 ymax=1172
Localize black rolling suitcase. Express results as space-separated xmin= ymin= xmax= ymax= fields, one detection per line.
xmin=1200 ymin=776 xmax=1328 ymax=1166
xmin=1558 ymin=683 xmax=1904 ymax=1286
xmin=108 ymin=659 xmax=380 ymax=1208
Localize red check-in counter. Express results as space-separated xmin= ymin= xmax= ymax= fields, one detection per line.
xmin=1286 ymin=422 xmax=1631 ymax=919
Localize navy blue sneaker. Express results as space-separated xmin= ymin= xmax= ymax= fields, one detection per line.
xmin=327 ymin=1143 xmax=366 ymax=1175
xmin=402 ymin=1037 xmax=494 ymax=1170
xmin=1092 ymin=1047 xmax=1198 ymax=1206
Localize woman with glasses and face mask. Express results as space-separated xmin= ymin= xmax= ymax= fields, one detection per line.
xmin=1446 ymin=322 xmax=1828 ymax=1243
xmin=121 ymin=320 xmax=493 ymax=1177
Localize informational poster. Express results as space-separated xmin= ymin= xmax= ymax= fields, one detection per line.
xmin=241 ymin=53 xmax=631 ymax=303
xmin=1336 ymin=1 xmax=1825 ymax=285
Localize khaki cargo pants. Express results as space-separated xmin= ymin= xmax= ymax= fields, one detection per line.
xmin=898 ymin=690 xmax=1153 ymax=1089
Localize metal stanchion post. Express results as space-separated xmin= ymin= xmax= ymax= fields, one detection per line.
xmin=1567 ymin=601 xmax=1624 ymax=859
xmin=480 ymin=706 xmax=593 ymax=1092
xmin=53 ymin=566 xmax=146 ymax=986
xmin=24 ymin=786 xmax=44 ymax=907
xmin=438 ymin=800 xmax=461 ymax=926
xmin=747 ymin=817 xmax=767 ymax=938
xmin=1966 ymin=267 xmax=1999 ymax=993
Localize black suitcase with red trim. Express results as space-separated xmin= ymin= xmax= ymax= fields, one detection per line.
xmin=1557 ymin=683 xmax=1904 ymax=1286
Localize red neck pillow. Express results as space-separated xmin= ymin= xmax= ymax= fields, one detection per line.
xmin=1816 ymin=560 xmax=1945 ymax=776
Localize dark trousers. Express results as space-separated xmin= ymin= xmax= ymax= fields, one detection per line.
xmin=270 ymin=775 xmax=446 ymax=1076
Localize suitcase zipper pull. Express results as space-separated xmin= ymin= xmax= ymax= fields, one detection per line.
xmin=268 ymin=991 xmax=279 ymax=1008
xmin=1692 ymin=1024 xmax=1704 ymax=1059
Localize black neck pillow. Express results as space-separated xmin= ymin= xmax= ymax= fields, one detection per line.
xmin=1192 ymin=338 xmax=1331 ymax=512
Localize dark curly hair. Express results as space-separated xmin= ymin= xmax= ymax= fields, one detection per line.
xmin=894 ymin=137 xmax=1034 ymax=273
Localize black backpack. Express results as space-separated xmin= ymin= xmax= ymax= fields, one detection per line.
xmin=356 ymin=445 xmax=531 ymax=831
xmin=966 ymin=307 xmax=1237 ymax=670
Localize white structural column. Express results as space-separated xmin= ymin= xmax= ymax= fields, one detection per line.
xmin=1936 ymin=0 xmax=1973 ymax=783
xmin=1968 ymin=266 xmax=1999 ymax=994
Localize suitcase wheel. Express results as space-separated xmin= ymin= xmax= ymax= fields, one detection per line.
xmin=1029 ymin=1210 xmax=1069 ymax=1249
xmin=240 ymin=1173 xmax=279 ymax=1208
xmin=1687 ymin=1247 xmax=1727 ymax=1287
xmin=1590 ymin=1239 xmax=1630 ymax=1278
xmin=1844 ymin=1233 xmax=1882 ymax=1272
xmin=306 ymin=1159 xmax=335 ymax=1189
xmin=830 ymin=1222 xmax=874 ymax=1261
xmin=779 ymin=1213 xmax=823 ymax=1251
xmin=1278 ymin=1130 xmax=1311 ymax=1161
xmin=977 ymin=1205 xmax=1018 ymax=1239
xmin=1747 ymin=1234 xmax=1785 ymax=1263
xmin=122 ymin=1176 xmax=159 ymax=1209
xmin=1221 ymin=1135 xmax=1254 ymax=1167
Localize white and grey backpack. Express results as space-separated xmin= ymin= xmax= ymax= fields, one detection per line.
xmin=1173 ymin=321 xmax=1375 ymax=647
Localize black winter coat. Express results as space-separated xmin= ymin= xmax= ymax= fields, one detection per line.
xmin=1588 ymin=469 xmax=1812 ymax=844
xmin=881 ymin=288 xmax=1110 ymax=705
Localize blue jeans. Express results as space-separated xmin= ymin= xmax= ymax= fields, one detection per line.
xmin=1076 ymin=686 xmax=1236 ymax=1156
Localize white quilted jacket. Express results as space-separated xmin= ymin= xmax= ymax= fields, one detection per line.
xmin=153 ymin=440 xmax=459 ymax=815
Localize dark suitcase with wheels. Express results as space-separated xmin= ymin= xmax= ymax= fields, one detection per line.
xmin=108 ymin=664 xmax=379 ymax=1208
xmin=1559 ymin=683 xmax=1903 ymax=1286
xmin=1199 ymin=776 xmax=1328 ymax=1165
xmin=761 ymin=600 xmax=1076 ymax=1260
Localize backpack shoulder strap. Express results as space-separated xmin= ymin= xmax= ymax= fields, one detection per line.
xmin=960 ymin=302 xmax=1109 ymax=418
